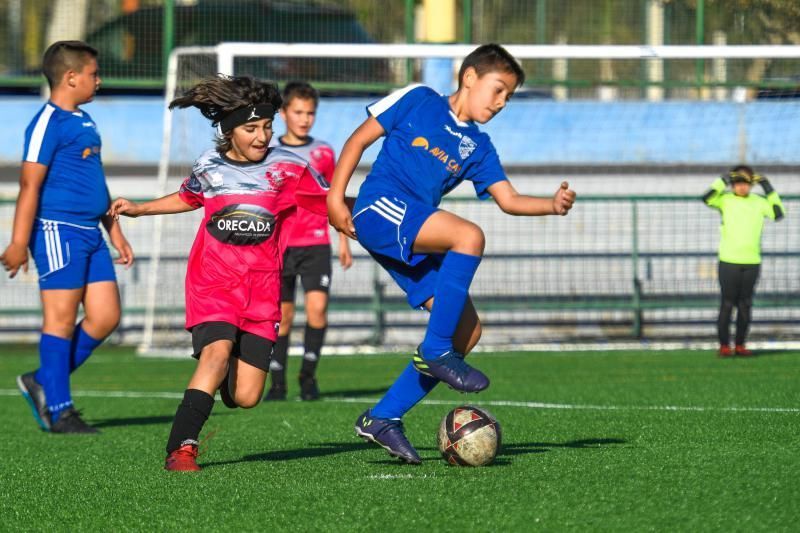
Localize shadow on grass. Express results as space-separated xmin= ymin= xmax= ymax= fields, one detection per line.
xmin=92 ymin=412 xmax=232 ymax=428
xmin=746 ymin=350 xmax=790 ymax=358
xmin=202 ymin=438 xmax=627 ymax=469
xmin=500 ymin=437 xmax=627 ymax=458
xmin=202 ymin=440 xmax=367 ymax=467
xmin=319 ymin=387 xmax=388 ymax=399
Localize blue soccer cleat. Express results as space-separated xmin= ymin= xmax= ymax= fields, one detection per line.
xmin=17 ymin=372 xmax=51 ymax=431
xmin=412 ymin=347 xmax=490 ymax=393
xmin=354 ymin=409 xmax=421 ymax=465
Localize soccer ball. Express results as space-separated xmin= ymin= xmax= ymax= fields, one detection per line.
xmin=437 ymin=405 xmax=501 ymax=466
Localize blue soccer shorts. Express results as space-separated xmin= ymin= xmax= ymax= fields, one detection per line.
xmin=29 ymin=219 xmax=117 ymax=290
xmin=352 ymin=194 xmax=443 ymax=309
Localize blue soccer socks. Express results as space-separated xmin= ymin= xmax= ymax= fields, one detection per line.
xmin=70 ymin=322 xmax=103 ymax=373
xmin=373 ymin=252 xmax=482 ymax=419
xmin=420 ymin=251 xmax=481 ymax=359
xmin=371 ymin=361 xmax=438 ymax=420
xmin=35 ymin=333 xmax=73 ymax=423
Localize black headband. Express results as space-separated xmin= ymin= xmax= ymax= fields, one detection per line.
xmin=219 ymin=104 xmax=275 ymax=133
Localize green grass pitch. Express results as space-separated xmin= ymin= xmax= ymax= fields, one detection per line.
xmin=1 ymin=345 xmax=798 ymax=531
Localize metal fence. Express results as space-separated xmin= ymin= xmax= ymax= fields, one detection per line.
xmin=1 ymin=194 xmax=797 ymax=347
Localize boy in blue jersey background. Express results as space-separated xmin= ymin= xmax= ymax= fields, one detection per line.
xmin=328 ymin=44 xmax=576 ymax=464
xmin=1 ymin=41 xmax=134 ymax=433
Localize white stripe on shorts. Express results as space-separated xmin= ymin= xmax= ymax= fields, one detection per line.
xmin=52 ymin=222 xmax=64 ymax=268
xmin=43 ymin=222 xmax=56 ymax=272
xmin=368 ymin=205 xmax=402 ymax=225
xmin=376 ymin=197 xmax=406 ymax=217
xmin=44 ymin=222 xmax=64 ymax=272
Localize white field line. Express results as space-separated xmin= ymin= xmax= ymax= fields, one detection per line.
xmin=1 ymin=389 xmax=797 ymax=413
xmin=135 ymin=340 xmax=800 ymax=358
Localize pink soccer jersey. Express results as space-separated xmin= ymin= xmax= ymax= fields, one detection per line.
xmin=274 ymin=137 xmax=335 ymax=247
xmin=178 ymin=147 xmax=328 ymax=341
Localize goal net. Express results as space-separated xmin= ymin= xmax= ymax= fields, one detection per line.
xmin=130 ymin=43 xmax=800 ymax=355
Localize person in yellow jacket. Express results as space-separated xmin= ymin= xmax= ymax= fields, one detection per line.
xmin=703 ymin=165 xmax=785 ymax=357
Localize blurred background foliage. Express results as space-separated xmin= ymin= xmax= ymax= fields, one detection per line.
xmin=2 ymin=0 xmax=800 ymax=94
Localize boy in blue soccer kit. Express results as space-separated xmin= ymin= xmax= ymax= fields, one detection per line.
xmin=328 ymin=44 xmax=576 ymax=463
xmin=1 ymin=41 xmax=133 ymax=433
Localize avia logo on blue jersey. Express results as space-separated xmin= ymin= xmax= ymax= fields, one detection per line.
xmin=207 ymin=204 xmax=275 ymax=245
xmin=411 ymin=137 xmax=462 ymax=174
xmin=81 ymin=146 xmax=101 ymax=159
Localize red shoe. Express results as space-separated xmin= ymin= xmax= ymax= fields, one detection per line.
xmin=165 ymin=443 xmax=201 ymax=471
xmin=735 ymin=345 xmax=753 ymax=356
xmin=718 ymin=345 xmax=733 ymax=357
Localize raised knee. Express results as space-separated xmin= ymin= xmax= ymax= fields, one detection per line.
xmin=236 ymin=392 xmax=261 ymax=409
xmin=448 ymin=222 xmax=485 ymax=255
xmin=459 ymin=225 xmax=485 ymax=255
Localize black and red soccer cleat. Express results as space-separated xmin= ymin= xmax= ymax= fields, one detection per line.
xmin=717 ymin=345 xmax=733 ymax=358
xmin=735 ymin=344 xmax=753 ymax=357
xmin=165 ymin=442 xmax=201 ymax=472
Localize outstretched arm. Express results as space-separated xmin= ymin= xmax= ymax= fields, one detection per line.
xmin=327 ymin=117 xmax=384 ymax=238
xmin=0 ymin=162 xmax=47 ymax=278
xmin=108 ymin=192 xmax=196 ymax=219
xmin=488 ymin=180 xmax=576 ymax=216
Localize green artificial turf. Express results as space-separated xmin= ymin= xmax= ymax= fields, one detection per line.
xmin=1 ymin=345 xmax=798 ymax=532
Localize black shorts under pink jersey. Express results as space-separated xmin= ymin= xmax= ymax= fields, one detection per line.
xmin=280 ymin=244 xmax=332 ymax=301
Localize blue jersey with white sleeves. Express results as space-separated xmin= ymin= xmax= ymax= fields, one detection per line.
xmin=23 ymin=102 xmax=109 ymax=227
xmin=359 ymin=84 xmax=507 ymax=207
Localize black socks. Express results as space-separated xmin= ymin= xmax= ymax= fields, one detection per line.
xmin=165 ymin=388 xmax=214 ymax=454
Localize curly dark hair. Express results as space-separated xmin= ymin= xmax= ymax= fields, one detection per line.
xmin=169 ymin=75 xmax=282 ymax=153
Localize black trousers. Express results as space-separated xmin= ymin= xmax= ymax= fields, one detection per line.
xmin=717 ymin=261 xmax=760 ymax=346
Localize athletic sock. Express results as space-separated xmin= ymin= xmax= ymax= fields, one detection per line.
xmin=371 ymin=361 xmax=438 ymax=419
xmin=300 ymin=325 xmax=326 ymax=376
xmin=69 ymin=322 xmax=103 ymax=373
xmin=269 ymin=335 xmax=289 ymax=388
xmin=419 ymin=251 xmax=481 ymax=359
xmin=35 ymin=333 xmax=73 ymax=423
xmin=165 ymin=389 xmax=214 ymax=454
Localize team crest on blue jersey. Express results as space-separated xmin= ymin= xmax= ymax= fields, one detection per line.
xmin=458 ymin=135 xmax=477 ymax=159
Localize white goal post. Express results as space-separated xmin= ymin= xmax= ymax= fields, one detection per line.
xmin=136 ymin=43 xmax=800 ymax=355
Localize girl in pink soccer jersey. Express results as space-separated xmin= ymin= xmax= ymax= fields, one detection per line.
xmin=109 ymin=75 xmax=328 ymax=471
